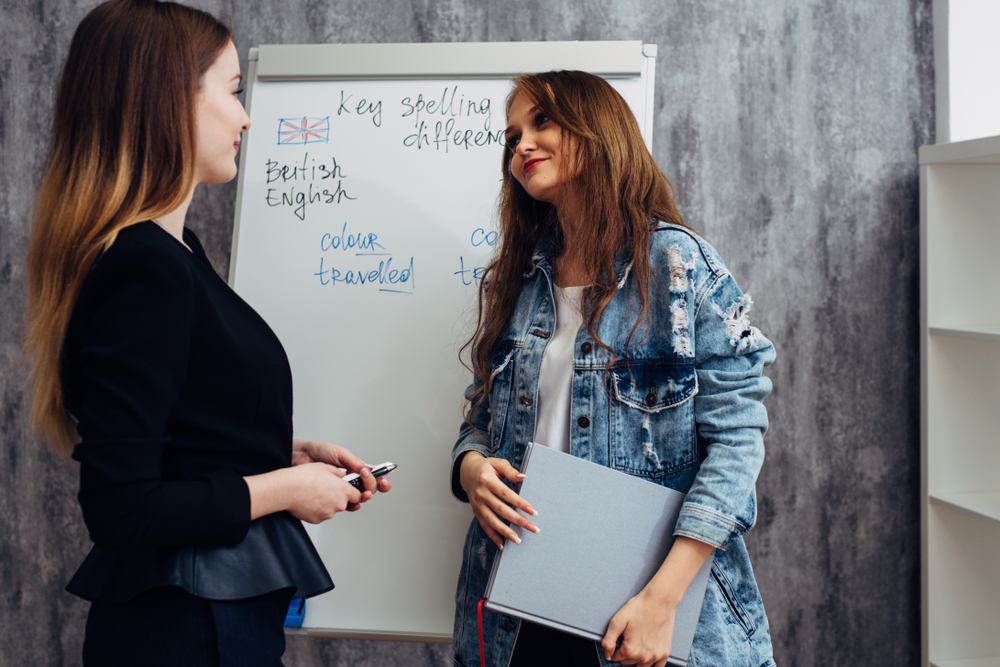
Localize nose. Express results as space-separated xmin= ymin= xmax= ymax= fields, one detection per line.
xmin=240 ymin=106 xmax=251 ymax=133
xmin=516 ymin=136 xmax=535 ymax=155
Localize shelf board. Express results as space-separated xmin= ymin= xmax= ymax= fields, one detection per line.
xmin=929 ymin=492 xmax=1000 ymax=528
xmin=931 ymin=658 xmax=1000 ymax=667
xmin=929 ymin=326 xmax=1000 ymax=342
xmin=921 ymin=135 xmax=1000 ymax=165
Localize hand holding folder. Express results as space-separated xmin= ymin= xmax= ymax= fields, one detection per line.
xmin=459 ymin=451 xmax=540 ymax=549
xmin=600 ymin=535 xmax=716 ymax=663
xmin=482 ymin=443 xmax=714 ymax=667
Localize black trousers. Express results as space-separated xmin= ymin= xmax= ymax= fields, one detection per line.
xmin=82 ymin=586 xmax=292 ymax=667
xmin=509 ymin=620 xmax=603 ymax=667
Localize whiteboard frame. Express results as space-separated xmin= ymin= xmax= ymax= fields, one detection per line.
xmin=255 ymin=41 xmax=644 ymax=79
xmin=230 ymin=41 xmax=656 ymax=643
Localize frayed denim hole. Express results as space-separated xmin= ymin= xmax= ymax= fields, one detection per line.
xmin=640 ymin=413 xmax=661 ymax=468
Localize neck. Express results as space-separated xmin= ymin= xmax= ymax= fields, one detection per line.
xmin=153 ymin=187 xmax=196 ymax=249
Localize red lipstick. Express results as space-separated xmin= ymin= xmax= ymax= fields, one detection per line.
xmin=523 ymin=158 xmax=545 ymax=175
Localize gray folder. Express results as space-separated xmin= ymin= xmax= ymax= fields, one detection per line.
xmin=484 ymin=443 xmax=714 ymax=666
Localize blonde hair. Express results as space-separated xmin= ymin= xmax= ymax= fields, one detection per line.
xmin=25 ymin=0 xmax=230 ymax=456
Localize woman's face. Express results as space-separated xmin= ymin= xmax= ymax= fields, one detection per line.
xmin=194 ymin=41 xmax=250 ymax=185
xmin=504 ymin=92 xmax=579 ymax=208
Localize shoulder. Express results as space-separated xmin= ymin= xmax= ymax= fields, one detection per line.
xmin=99 ymin=221 xmax=189 ymax=262
xmin=649 ymin=221 xmax=729 ymax=281
xmin=88 ymin=222 xmax=195 ymax=285
xmin=76 ymin=222 xmax=197 ymax=318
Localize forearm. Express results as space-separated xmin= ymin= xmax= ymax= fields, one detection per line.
xmin=245 ymin=459 xmax=367 ymax=524
xmin=643 ymin=536 xmax=715 ymax=606
xmin=244 ymin=467 xmax=297 ymax=520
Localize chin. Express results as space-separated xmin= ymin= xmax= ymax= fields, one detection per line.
xmin=206 ymin=167 xmax=239 ymax=184
xmin=527 ymin=189 xmax=556 ymax=205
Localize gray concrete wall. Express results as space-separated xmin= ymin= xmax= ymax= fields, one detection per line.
xmin=0 ymin=1 xmax=933 ymax=665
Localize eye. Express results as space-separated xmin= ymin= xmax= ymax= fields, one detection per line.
xmin=234 ymin=87 xmax=244 ymax=96
xmin=505 ymin=134 xmax=520 ymax=150
xmin=534 ymin=112 xmax=549 ymax=127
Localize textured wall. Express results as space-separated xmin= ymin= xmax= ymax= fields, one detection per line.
xmin=0 ymin=1 xmax=933 ymax=666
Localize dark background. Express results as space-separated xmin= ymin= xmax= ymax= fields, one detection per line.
xmin=0 ymin=1 xmax=933 ymax=665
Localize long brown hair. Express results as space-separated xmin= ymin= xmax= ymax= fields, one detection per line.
xmin=466 ymin=70 xmax=687 ymax=409
xmin=25 ymin=0 xmax=231 ymax=457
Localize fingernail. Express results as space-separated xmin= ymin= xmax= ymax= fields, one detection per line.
xmin=530 ymin=525 xmax=541 ymax=534
xmin=498 ymin=542 xmax=504 ymax=551
xmin=530 ymin=508 xmax=539 ymax=517
xmin=361 ymin=469 xmax=370 ymax=476
xmin=516 ymin=473 xmax=526 ymax=479
xmin=510 ymin=533 xmax=521 ymax=545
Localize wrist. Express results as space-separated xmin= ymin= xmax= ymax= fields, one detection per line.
xmin=458 ymin=450 xmax=485 ymax=492
xmin=642 ymin=576 xmax=686 ymax=608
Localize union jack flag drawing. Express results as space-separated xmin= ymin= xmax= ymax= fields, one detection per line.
xmin=277 ymin=117 xmax=330 ymax=145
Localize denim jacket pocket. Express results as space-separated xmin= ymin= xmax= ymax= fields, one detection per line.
xmin=608 ymin=359 xmax=699 ymax=478
xmin=710 ymin=560 xmax=758 ymax=639
xmin=486 ymin=342 xmax=518 ymax=452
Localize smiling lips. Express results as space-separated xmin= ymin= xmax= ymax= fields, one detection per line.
xmin=522 ymin=157 xmax=546 ymax=176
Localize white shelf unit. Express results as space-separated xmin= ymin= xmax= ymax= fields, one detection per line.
xmin=921 ymin=135 xmax=1000 ymax=667
xmin=931 ymin=659 xmax=1000 ymax=667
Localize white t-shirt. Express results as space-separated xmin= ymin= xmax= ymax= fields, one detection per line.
xmin=533 ymin=285 xmax=585 ymax=454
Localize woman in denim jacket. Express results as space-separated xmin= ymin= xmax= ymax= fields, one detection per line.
xmin=450 ymin=70 xmax=776 ymax=667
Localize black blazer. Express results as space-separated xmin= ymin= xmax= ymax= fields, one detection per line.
xmin=62 ymin=222 xmax=331 ymax=601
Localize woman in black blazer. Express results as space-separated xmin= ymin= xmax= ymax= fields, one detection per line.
xmin=24 ymin=2 xmax=389 ymax=665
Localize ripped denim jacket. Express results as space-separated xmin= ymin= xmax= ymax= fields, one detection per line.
xmin=449 ymin=222 xmax=777 ymax=667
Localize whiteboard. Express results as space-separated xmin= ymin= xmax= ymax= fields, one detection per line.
xmin=229 ymin=41 xmax=656 ymax=642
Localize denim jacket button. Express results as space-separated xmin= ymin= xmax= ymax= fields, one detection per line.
xmin=577 ymin=416 xmax=590 ymax=428
xmin=581 ymin=342 xmax=593 ymax=354
xmin=520 ymin=396 xmax=533 ymax=406
xmin=645 ymin=391 xmax=657 ymax=406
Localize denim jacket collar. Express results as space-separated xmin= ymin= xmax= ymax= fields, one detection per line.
xmin=525 ymin=232 xmax=635 ymax=289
